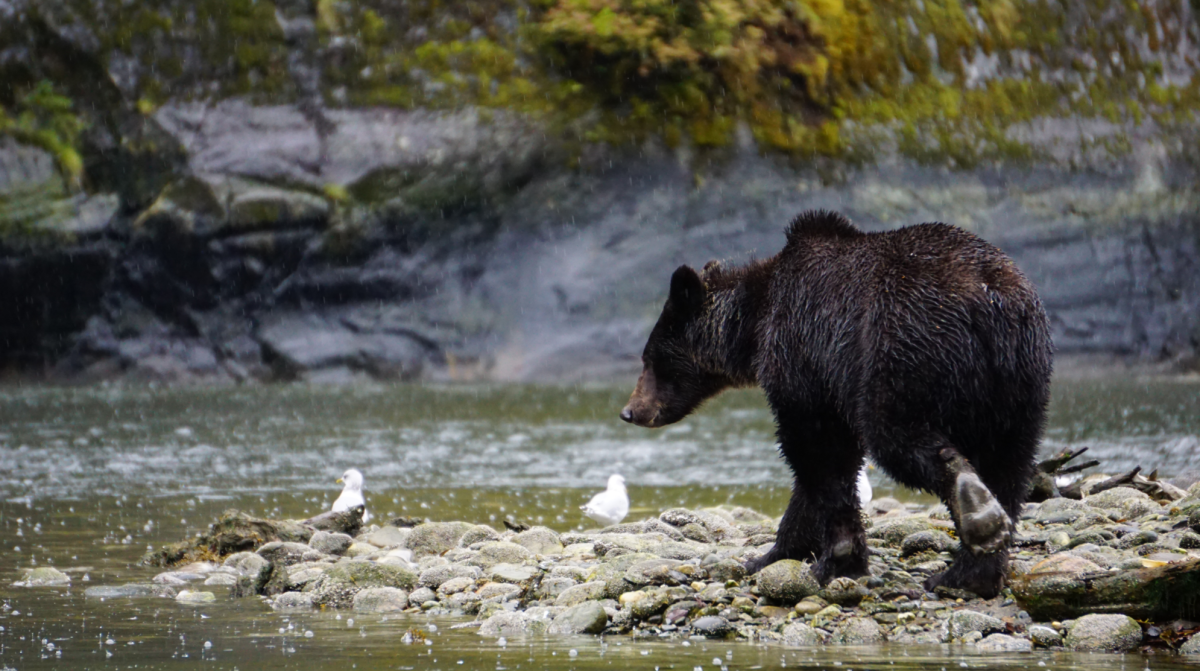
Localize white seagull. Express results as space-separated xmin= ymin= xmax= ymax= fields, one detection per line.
xmin=333 ymin=468 xmax=372 ymax=523
xmin=856 ymin=465 xmax=873 ymax=508
xmin=581 ymin=474 xmax=629 ymax=527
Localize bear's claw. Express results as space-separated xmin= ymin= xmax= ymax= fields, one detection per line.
xmin=955 ymin=471 xmax=1010 ymax=555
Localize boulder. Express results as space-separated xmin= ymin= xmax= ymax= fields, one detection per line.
xmin=690 ymin=615 xmax=735 ymax=639
xmin=511 ymin=527 xmax=563 ymax=555
xmin=309 ymin=561 xmax=417 ymax=608
xmin=406 ymin=522 xmax=477 ymax=558
xmin=1065 ymin=614 xmax=1143 ymax=652
xmin=352 ymin=587 xmax=409 ymax=613
xmin=470 ymin=542 xmax=533 ymax=568
xmin=548 ymin=601 xmax=608 ymax=635
xmin=756 ymin=560 xmax=819 ymax=604
xmin=309 ymin=531 xmax=353 ymax=556
xmin=900 ymin=530 xmax=956 ymax=557
xmin=270 ymin=592 xmax=316 ymax=610
xmin=16 ymin=567 xmax=71 ymax=586
xmin=977 ymin=633 xmax=1033 ymax=652
xmin=948 ymin=610 xmax=1007 ymax=639
xmin=554 ymin=581 xmax=607 ymax=607
xmin=831 ymin=617 xmax=885 ymax=644
xmin=781 ymin=622 xmax=824 ymax=646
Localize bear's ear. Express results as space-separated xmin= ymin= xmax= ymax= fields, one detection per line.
xmin=668 ymin=265 xmax=706 ymax=313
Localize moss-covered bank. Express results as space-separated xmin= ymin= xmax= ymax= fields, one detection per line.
xmin=5 ymin=0 xmax=1199 ymax=175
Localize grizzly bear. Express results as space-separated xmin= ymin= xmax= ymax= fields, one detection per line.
xmin=620 ymin=210 xmax=1052 ymax=598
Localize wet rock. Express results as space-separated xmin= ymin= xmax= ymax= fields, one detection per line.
xmin=406 ymin=522 xmax=477 ymax=558
xmin=470 ymin=542 xmax=533 ymax=568
xmin=691 ymin=615 xmax=735 ymax=639
xmin=141 ymin=509 xmax=311 ymax=567
xmin=977 ymin=633 xmax=1032 ymax=652
xmin=757 ymin=560 xmax=819 ymax=604
xmin=900 ymin=530 xmax=956 ymax=557
xmin=309 ymin=561 xmax=418 ymax=608
xmin=1015 ymin=557 xmax=1200 ymax=620
xmin=478 ymin=582 xmax=522 ymax=600
xmin=626 ymin=590 xmax=672 ymax=620
xmin=1028 ymin=624 xmax=1063 ymax=647
xmin=478 ymin=612 xmax=533 ymax=637
xmin=352 ymin=587 xmax=409 ymax=613
xmin=555 ymin=581 xmax=607 ymax=607
xmin=309 ymin=531 xmax=353 ymax=556
xmin=408 ymin=587 xmax=436 ymax=604
xmin=175 ymin=590 xmax=216 ymax=604
xmin=489 ymin=563 xmax=537 ymax=584
xmin=821 ymin=577 xmax=869 ymax=606
xmin=301 ymin=507 xmax=364 ymax=537
xmin=270 ymin=592 xmax=315 ymax=610
xmin=418 ymin=564 xmax=481 ymax=589
xmin=84 ymin=584 xmax=177 ymax=599
xmin=867 ymin=519 xmax=939 ymax=546
xmin=15 ymin=567 xmax=71 ymax=586
xmin=1180 ymin=633 xmax=1200 ymax=655
xmin=257 ymin=541 xmax=313 ymax=567
xmin=548 ymin=601 xmax=608 ymax=634
xmin=460 ymin=525 xmax=501 ymax=547
xmin=1065 ymin=614 xmax=1143 ymax=652
xmin=437 ymin=576 xmax=475 ymax=597
xmin=511 ymin=527 xmax=563 ymax=555
xmin=224 ymin=552 xmax=270 ymax=577
xmin=537 ymin=576 xmax=577 ymax=599
xmin=703 ymin=557 xmax=747 ymax=584
xmin=367 ymin=526 xmax=410 ymax=548
xmin=831 ymin=617 xmax=885 ymax=644
xmin=203 ymin=573 xmax=238 ymax=586
xmin=1086 ymin=487 xmax=1151 ymax=509
xmin=781 ymin=622 xmax=824 ymax=646
xmin=948 ymin=610 xmax=1006 ymax=639
xmin=1113 ymin=529 xmax=1157 ymax=550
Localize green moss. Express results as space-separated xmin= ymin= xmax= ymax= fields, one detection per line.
xmin=0 ymin=81 xmax=87 ymax=188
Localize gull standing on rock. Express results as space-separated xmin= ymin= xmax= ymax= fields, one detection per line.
xmin=581 ymin=474 xmax=629 ymax=526
xmin=333 ymin=468 xmax=371 ymax=523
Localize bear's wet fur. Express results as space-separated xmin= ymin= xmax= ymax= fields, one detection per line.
xmin=621 ymin=210 xmax=1053 ymax=598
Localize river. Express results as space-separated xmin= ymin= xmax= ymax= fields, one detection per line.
xmin=1 ymin=375 xmax=1198 ymax=669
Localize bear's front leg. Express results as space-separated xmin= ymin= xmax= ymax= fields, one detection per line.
xmin=743 ymin=419 xmax=869 ymax=582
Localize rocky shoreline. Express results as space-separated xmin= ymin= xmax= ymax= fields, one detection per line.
xmin=20 ymin=479 xmax=1200 ymax=657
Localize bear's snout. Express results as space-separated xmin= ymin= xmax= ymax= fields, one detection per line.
xmin=619 ymin=407 xmax=635 ymax=423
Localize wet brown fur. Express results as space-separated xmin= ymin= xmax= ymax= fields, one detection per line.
xmin=621 ymin=210 xmax=1054 ymax=597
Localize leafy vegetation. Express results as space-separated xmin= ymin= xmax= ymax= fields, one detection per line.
xmin=0 ymin=81 xmax=86 ymax=187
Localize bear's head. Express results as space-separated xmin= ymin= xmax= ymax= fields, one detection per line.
xmin=620 ymin=264 xmax=729 ymax=428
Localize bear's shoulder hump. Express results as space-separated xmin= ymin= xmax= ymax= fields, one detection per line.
xmin=785 ymin=210 xmax=861 ymax=242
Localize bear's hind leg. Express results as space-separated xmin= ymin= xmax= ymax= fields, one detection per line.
xmin=871 ymin=435 xmax=1012 ymax=598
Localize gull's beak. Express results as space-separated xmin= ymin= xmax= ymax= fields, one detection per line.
xmin=336 ymin=478 xmax=344 ymax=484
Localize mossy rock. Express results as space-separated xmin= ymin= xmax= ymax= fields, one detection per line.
xmin=141 ymin=509 xmax=313 ymax=568
xmin=308 ymin=561 xmax=418 ymax=608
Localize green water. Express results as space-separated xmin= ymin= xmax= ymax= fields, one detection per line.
xmin=0 ymin=377 xmax=1198 ymax=670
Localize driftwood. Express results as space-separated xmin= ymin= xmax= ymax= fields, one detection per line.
xmin=1013 ymin=558 xmax=1200 ymax=620
xmin=1027 ymin=446 xmax=1187 ymax=503
xmin=1026 ymin=447 xmax=1100 ymax=502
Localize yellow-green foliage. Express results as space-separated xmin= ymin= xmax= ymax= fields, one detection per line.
xmin=0 ymin=81 xmax=86 ymax=187
xmin=526 ymin=0 xmax=1200 ymax=157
